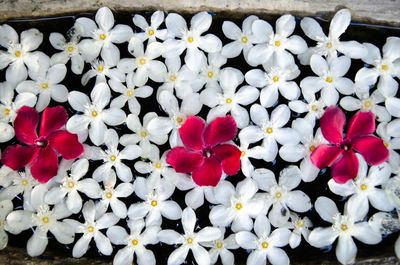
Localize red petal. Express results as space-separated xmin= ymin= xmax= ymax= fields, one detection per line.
xmin=320 ymin=106 xmax=346 ymax=145
xmin=204 ymin=115 xmax=237 ymax=148
xmin=178 ymin=116 xmax=205 ymax=151
xmin=14 ymin=106 xmax=39 ymax=145
xmin=39 ymin=106 xmax=68 ymax=137
xmin=310 ymin=144 xmax=343 ymax=169
xmin=166 ymin=147 xmax=204 ymax=173
xmin=1 ymin=145 xmax=38 ymax=170
xmin=352 ymin=136 xmax=389 ymax=165
xmin=192 ymin=156 xmax=222 ymax=187
xmin=213 ymin=144 xmax=241 ymax=175
xmin=48 ymin=130 xmax=84 ymax=160
xmin=345 ymin=111 xmax=375 ymax=140
xmin=331 ymin=151 xmax=359 ymax=184
xmin=31 ymin=147 xmax=59 ymax=183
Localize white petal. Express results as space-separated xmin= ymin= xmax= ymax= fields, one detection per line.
xmin=310 ymin=54 xmax=328 ymax=77
xmin=327 ymin=179 xmax=355 ymax=196
xmin=158 ymin=230 xmax=183 ymax=245
xmin=352 ymin=222 xmax=382 ymax=245
xmin=68 ymin=91 xmax=90 ymax=112
xmin=198 ymin=34 xmax=222 ymax=53
xmin=300 ymin=17 xmax=325 ymax=41
xmin=103 ymin=108 xmax=126 ymax=125
xmin=308 ymin=227 xmax=337 ymax=248
xmin=27 ymin=229 xmax=48 ymax=257
xmin=72 ymin=235 xmax=91 ymax=258
xmin=245 ymin=69 xmax=268 ymax=88
xmin=279 ymin=144 xmax=305 ymax=162
xmin=338 ymin=41 xmax=367 ymax=59
xmin=386 ymin=97 xmax=400 ymax=117
xmin=235 ymin=231 xmax=258 ymax=249
xmin=89 ymin=119 xmax=107 ymax=146
xmin=94 ymin=232 xmax=113 ymax=255
xmin=191 ymin=11 xmax=212 ymax=34
xmin=329 ymin=9 xmax=350 ymax=38
xmin=166 ymin=13 xmax=187 ymax=38
xmin=315 ymin=196 xmax=338 ymax=223
xmin=113 ymin=246 xmax=134 ymax=265
xmin=160 ymin=201 xmax=182 ymax=220
xmin=182 ymin=207 xmax=196 ymax=234
xmin=168 ymin=246 xmax=189 ymax=265
xmin=286 ymin=190 xmax=311 ymax=212
xmin=335 ymin=236 xmax=357 ymax=265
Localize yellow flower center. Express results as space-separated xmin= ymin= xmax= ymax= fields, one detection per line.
xmin=148 ymin=29 xmax=155 ymax=36
xmin=267 ymin=128 xmax=273 ymax=134
xmin=106 ymin=192 xmax=112 ymax=199
xmin=341 ymin=224 xmax=348 ymax=231
xmin=274 ymin=41 xmax=280 ymax=47
xmin=381 ymin=65 xmax=388 ymax=71
xmin=22 ymin=179 xmax=28 ymax=186
xmin=207 ymin=71 xmax=213 ymax=78
xmin=110 ymin=155 xmax=116 ymax=161
xmin=364 ymin=101 xmax=371 ymax=108
xmin=42 ymin=83 xmax=48 ymax=89
xmin=4 ymin=109 xmax=10 ymax=115
xmin=309 ymin=145 xmax=316 ymax=152
xmin=326 ymin=42 xmax=332 ymax=48
xmin=176 ymin=117 xmax=183 ymax=123
xmin=68 ymin=46 xmax=74 ymax=52
xmin=155 ymin=163 xmax=161 ymax=169
xmin=14 ymin=51 xmax=21 ymax=57
xmin=311 ymin=105 xmax=318 ymax=111
xmin=98 ymin=65 xmax=103 ymax=72
xmin=139 ymin=58 xmax=146 ymax=65
xmin=42 ymin=217 xmax=49 ymax=223
xmin=141 ymin=131 xmax=147 ymax=137
xmin=326 ymin=77 xmax=333 ymax=83
xmin=235 ymin=203 xmax=243 ymax=210
xmin=241 ymin=151 xmax=246 ymax=157
xmin=384 ymin=142 xmax=389 ymax=148
xmin=100 ymin=34 xmax=106 ymax=40
xmin=361 ymin=184 xmax=367 ymax=190
xmin=187 ymin=238 xmax=193 ymax=244
xmin=226 ymin=98 xmax=232 ymax=104
xmin=88 ymin=226 xmax=94 ymax=232
xmin=273 ymin=76 xmax=279 ymax=82
xmin=132 ymin=239 xmax=138 ymax=245
xmin=68 ymin=181 xmax=74 ymax=188
xmin=262 ymin=242 xmax=269 ymax=248
xmin=170 ymin=75 xmax=177 ymax=81
xmin=188 ymin=37 xmax=194 ymax=43
xmin=91 ymin=111 xmax=98 ymax=117
xmin=216 ymin=242 xmax=223 ymax=248
xmin=297 ymin=221 xmax=303 ymax=227
xmin=241 ymin=36 xmax=248 ymax=43
xmin=126 ymin=90 xmax=133 ymax=97
xmin=275 ymin=192 xmax=282 ymax=199
xmin=151 ymin=200 xmax=157 ymax=206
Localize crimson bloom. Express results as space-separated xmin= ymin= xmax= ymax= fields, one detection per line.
xmin=2 ymin=106 xmax=84 ymax=183
xmin=166 ymin=115 xmax=241 ymax=187
xmin=310 ymin=106 xmax=389 ymax=183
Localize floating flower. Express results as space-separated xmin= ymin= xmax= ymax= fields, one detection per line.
xmin=1 ymin=106 xmax=84 ymax=183
xmin=310 ymin=106 xmax=389 ymax=183
xmin=166 ymin=115 xmax=241 ymax=187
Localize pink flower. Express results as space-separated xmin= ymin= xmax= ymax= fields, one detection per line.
xmin=310 ymin=106 xmax=389 ymax=183
xmin=166 ymin=115 xmax=241 ymax=187
xmin=2 ymin=106 xmax=84 ymax=183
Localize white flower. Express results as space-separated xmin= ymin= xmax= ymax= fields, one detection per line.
xmin=95 ymin=169 xmax=134 ymax=219
xmin=157 ymin=90 xmax=202 ymax=147
xmin=197 ymin=52 xmax=227 ymax=90
xmin=355 ymin=37 xmax=400 ymax=98
xmin=209 ymin=178 xmax=263 ymax=232
xmin=81 ymin=57 xmax=125 ymax=86
xmin=107 ymin=218 xmax=160 ymax=265
xmin=245 ymin=52 xmax=300 ymax=108
xmin=87 ymin=129 xmax=141 ymax=183
xmin=6 ymin=185 xmax=74 ymax=257
xmin=287 ymin=213 xmax=313 ymax=249
xmin=383 ymin=176 xmax=400 ymax=209
xmin=64 ymin=200 xmax=119 ymax=258
xmin=386 ymin=96 xmax=400 ymax=118
xmin=0 ymin=200 xmax=12 ymax=250
xmin=235 ymin=215 xmax=291 ymax=265
xmin=288 ymin=92 xmax=326 ymax=124
xmin=200 ymin=227 xmax=239 ymax=265
xmin=201 ymin=67 xmax=259 ymax=128
xmin=299 ymin=9 xmax=367 ymax=64
xmin=128 ymin=177 xmax=181 ymax=226
xmin=163 ymin=12 xmax=222 ymax=72
xmin=120 ymin=113 xmax=169 ymax=156
xmin=118 ymin=39 xmax=166 ymax=86
xmin=133 ymin=11 xmax=169 ymax=43
xmin=0 ymin=24 xmax=44 ymax=85
xmin=16 ymin=63 xmax=68 ymax=111
xmin=279 ymin=118 xmax=326 ymax=182
xmin=49 ymin=26 xmax=84 ymax=74
xmin=237 ymin=140 xmax=269 ymax=178
xmin=308 ymin=197 xmax=382 ymax=265
xmin=44 ymin=159 xmax=102 ymax=213
xmin=158 ymin=207 xmax=222 ymax=265
xmin=248 ymin=14 xmax=307 ymax=66
xmin=109 ymin=77 xmax=153 ymax=116
xmin=301 ymin=54 xmax=354 ymax=106
xmin=252 ymin=166 xmax=311 ymax=227
xmin=328 ymin=155 xmax=393 ymax=219
xmin=239 ymin=104 xmax=300 ymax=161
xmin=221 ymin=15 xmax=258 ymax=62
xmin=376 ymin=118 xmax=400 ymax=165
xmin=76 ymin=7 xmax=133 ymax=63
xmin=67 ymin=82 xmax=126 ymax=146
xmin=0 ymin=165 xmax=18 ymax=187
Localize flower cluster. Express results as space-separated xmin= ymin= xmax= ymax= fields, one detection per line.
xmin=0 ymin=6 xmax=399 ymax=265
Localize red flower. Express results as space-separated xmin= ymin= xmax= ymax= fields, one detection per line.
xmin=166 ymin=115 xmax=241 ymax=187
xmin=2 ymin=106 xmax=84 ymax=183
xmin=310 ymin=106 xmax=389 ymax=183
